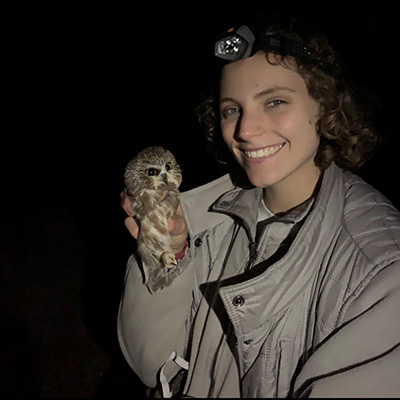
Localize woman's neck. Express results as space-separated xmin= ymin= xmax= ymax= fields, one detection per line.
xmin=263 ymin=166 xmax=322 ymax=215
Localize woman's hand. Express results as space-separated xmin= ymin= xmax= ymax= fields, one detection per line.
xmin=121 ymin=192 xmax=188 ymax=254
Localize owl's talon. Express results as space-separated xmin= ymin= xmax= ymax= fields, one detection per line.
xmin=161 ymin=252 xmax=178 ymax=270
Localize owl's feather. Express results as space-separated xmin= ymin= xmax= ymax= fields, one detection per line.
xmin=123 ymin=146 xmax=183 ymax=293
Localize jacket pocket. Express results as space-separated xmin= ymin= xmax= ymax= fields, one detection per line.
xmin=241 ymin=308 xmax=291 ymax=397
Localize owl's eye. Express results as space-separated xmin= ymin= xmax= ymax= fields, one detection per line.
xmin=145 ymin=168 xmax=159 ymax=176
xmin=165 ymin=162 xmax=173 ymax=171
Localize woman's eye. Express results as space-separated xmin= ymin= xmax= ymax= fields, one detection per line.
xmin=165 ymin=162 xmax=172 ymax=171
xmin=145 ymin=168 xmax=159 ymax=176
xmin=266 ymin=99 xmax=286 ymax=108
xmin=221 ymin=107 xmax=240 ymax=119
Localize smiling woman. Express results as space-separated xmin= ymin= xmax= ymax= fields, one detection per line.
xmin=218 ymin=53 xmax=321 ymax=212
xmin=118 ymin=18 xmax=400 ymax=399
xmin=199 ymin=23 xmax=379 ymax=175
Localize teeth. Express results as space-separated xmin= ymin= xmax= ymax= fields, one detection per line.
xmin=244 ymin=144 xmax=284 ymax=159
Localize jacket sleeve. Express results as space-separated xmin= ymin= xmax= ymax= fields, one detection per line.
xmin=292 ymin=260 xmax=400 ymax=397
xmin=117 ymin=249 xmax=196 ymax=388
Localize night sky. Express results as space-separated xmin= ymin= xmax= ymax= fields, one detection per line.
xmin=2 ymin=1 xmax=400 ymax=397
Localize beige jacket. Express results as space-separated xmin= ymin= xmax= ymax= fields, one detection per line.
xmin=118 ymin=163 xmax=400 ymax=397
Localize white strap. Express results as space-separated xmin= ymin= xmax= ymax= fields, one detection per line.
xmin=159 ymin=351 xmax=189 ymax=398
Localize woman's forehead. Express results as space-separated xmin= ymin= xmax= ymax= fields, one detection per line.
xmin=220 ymin=52 xmax=306 ymax=96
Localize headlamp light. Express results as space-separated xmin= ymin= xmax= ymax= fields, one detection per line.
xmin=214 ymin=25 xmax=255 ymax=61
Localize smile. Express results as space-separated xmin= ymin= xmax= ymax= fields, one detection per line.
xmin=242 ymin=143 xmax=285 ymax=159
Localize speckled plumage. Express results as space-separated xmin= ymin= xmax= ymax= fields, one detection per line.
xmin=122 ymin=146 xmax=182 ymax=293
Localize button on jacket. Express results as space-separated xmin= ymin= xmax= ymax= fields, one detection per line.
xmin=117 ymin=163 xmax=400 ymax=397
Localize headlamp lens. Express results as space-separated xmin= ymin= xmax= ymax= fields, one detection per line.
xmin=214 ymin=25 xmax=255 ymax=61
xmin=214 ymin=35 xmax=248 ymax=60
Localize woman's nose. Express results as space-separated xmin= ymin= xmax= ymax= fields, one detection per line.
xmin=234 ymin=111 xmax=265 ymax=141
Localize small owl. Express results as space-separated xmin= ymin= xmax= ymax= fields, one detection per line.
xmin=122 ymin=146 xmax=183 ymax=292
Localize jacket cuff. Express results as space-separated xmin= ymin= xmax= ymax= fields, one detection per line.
xmin=175 ymin=240 xmax=189 ymax=260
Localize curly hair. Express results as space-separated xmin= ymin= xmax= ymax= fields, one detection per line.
xmin=197 ymin=21 xmax=380 ymax=172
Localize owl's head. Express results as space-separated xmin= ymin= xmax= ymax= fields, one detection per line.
xmin=124 ymin=146 xmax=182 ymax=192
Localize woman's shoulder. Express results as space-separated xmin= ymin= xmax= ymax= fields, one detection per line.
xmin=342 ymin=170 xmax=400 ymax=222
xmin=341 ymin=170 xmax=400 ymax=263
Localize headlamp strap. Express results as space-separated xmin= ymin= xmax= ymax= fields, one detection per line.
xmin=260 ymin=33 xmax=336 ymax=75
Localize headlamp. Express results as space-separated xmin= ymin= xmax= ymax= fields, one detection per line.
xmin=214 ymin=25 xmax=338 ymax=76
xmin=214 ymin=25 xmax=255 ymax=61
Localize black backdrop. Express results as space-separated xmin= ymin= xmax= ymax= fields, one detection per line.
xmin=2 ymin=1 xmax=400 ymax=397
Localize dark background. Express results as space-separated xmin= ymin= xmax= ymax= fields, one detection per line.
xmin=2 ymin=1 xmax=399 ymax=397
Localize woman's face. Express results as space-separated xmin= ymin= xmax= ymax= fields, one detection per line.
xmin=219 ymin=52 xmax=321 ymax=192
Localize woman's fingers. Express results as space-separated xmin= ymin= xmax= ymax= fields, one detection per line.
xmin=122 ymin=193 xmax=188 ymax=252
xmin=122 ymin=195 xmax=135 ymax=217
xmin=124 ymin=216 xmax=139 ymax=239
xmin=168 ymin=204 xmax=187 ymax=235
xmin=168 ymin=204 xmax=188 ymax=254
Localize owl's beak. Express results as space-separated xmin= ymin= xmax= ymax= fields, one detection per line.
xmin=160 ymin=173 xmax=168 ymax=184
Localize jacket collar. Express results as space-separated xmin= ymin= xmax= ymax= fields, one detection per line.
xmin=210 ymin=185 xmax=262 ymax=242
xmin=210 ymin=163 xmax=343 ymax=243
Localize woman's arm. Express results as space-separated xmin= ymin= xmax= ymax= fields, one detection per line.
xmin=117 ymin=195 xmax=193 ymax=388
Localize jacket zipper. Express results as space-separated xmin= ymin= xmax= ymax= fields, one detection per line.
xmin=215 ymin=212 xmax=258 ymax=273
xmin=245 ymin=240 xmax=258 ymax=272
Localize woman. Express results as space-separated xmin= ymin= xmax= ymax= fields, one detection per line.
xmin=118 ymin=20 xmax=400 ymax=397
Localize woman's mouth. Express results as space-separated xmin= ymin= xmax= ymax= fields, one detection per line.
xmin=242 ymin=143 xmax=285 ymax=159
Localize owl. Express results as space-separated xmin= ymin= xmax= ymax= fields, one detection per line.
xmin=122 ymin=146 xmax=183 ymax=292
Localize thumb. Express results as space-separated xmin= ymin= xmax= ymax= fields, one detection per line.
xmin=168 ymin=204 xmax=187 ymax=237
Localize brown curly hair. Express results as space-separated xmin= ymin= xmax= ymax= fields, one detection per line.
xmin=197 ymin=21 xmax=380 ymax=172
